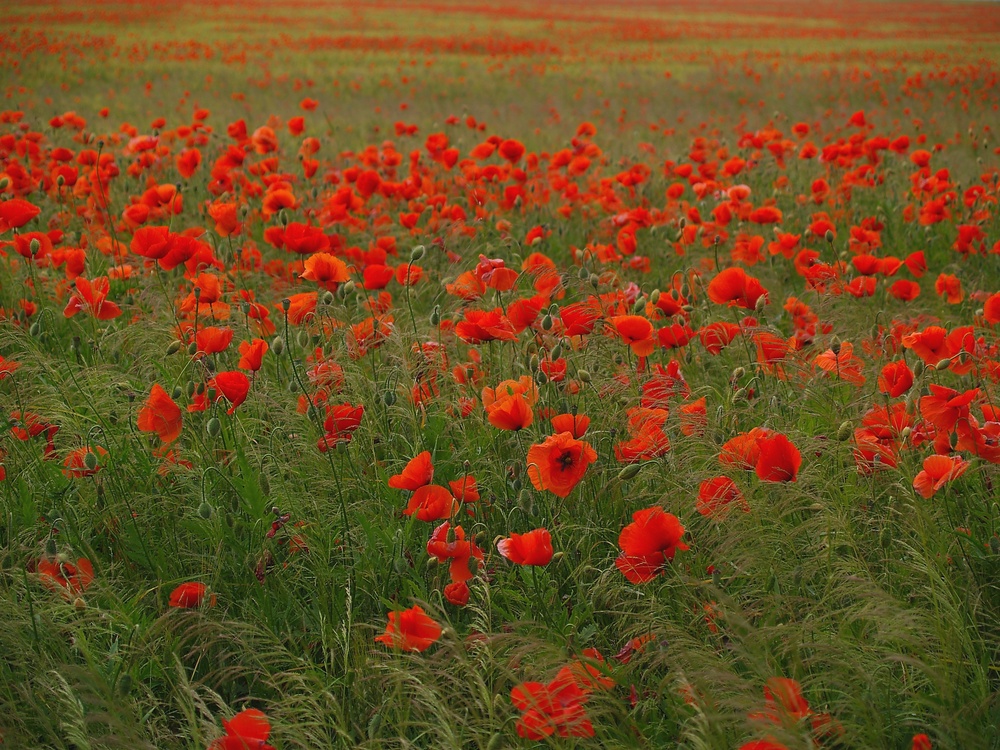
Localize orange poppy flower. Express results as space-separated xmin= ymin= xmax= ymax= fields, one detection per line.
xmin=63 ymin=277 xmax=122 ymax=321
xmin=610 ymin=315 xmax=655 ymax=356
xmin=814 ymin=342 xmax=865 ymax=386
xmin=195 ymin=326 xmax=234 ymax=355
xmin=375 ymin=604 xmax=442 ymax=652
xmin=707 ymin=267 xmax=768 ymax=309
xmin=755 ymin=433 xmax=801 ymax=482
xmin=527 ymin=432 xmax=598 ymax=498
xmin=237 ymin=338 xmax=268 ymax=371
xmin=498 ymin=528 xmax=553 ymax=566
xmin=403 ymin=484 xmax=458 ymax=521
xmin=137 ymin=384 xmax=183 ymax=444
xmin=913 ymin=454 xmax=969 ymax=498
xmin=878 ymin=360 xmax=913 ymax=397
xmin=210 ymin=371 xmax=250 ymax=414
xmin=615 ymin=506 xmax=689 ymax=583
xmin=36 ymin=557 xmax=94 ymax=595
xmin=208 ymin=709 xmax=275 ymax=750
xmin=550 ymin=413 xmax=589 ymax=438
xmin=168 ymin=581 xmax=216 ymax=608
xmin=486 ymin=392 xmax=534 ymax=431
xmin=388 ymin=451 xmax=433 ymax=490
xmin=696 ymin=476 xmax=749 ymax=518
xmin=300 ymin=253 xmax=350 ymax=290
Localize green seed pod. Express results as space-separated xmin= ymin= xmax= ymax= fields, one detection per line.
xmin=511 ymin=477 xmax=522 ymax=492
xmin=83 ymin=450 xmax=99 ymax=471
xmin=429 ymin=305 xmax=441 ymax=326
xmin=382 ymin=390 xmax=397 ymax=407
xmin=271 ymin=335 xmax=284 ymax=355
xmin=322 ymin=290 xmax=335 ymax=306
xmin=578 ymin=369 xmax=592 ymax=383
xmin=197 ymin=501 xmax=213 ymax=519
xmin=541 ymin=314 xmax=553 ymax=331
xmin=206 ymin=417 xmax=222 ymax=438
xmin=186 ymin=341 xmax=198 ymax=356
xmin=410 ymin=245 xmax=426 ymax=261
xmin=550 ymin=343 xmax=563 ymax=361
xmin=837 ymin=420 xmax=853 ymax=441
xmin=618 ymin=464 xmax=642 ymax=481
xmin=166 ymin=340 xmax=183 ymax=355
xmin=29 ymin=321 xmax=41 ymax=337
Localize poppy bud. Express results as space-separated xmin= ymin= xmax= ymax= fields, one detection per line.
xmin=271 ymin=335 xmax=284 ymax=355
xmin=911 ymin=359 xmax=923 ymax=377
xmin=632 ymin=297 xmax=646 ymax=314
xmin=74 ymin=596 xmax=86 ymax=610
xmin=322 ymin=290 xmax=335 ymax=306
xmin=166 ymin=340 xmax=183 ymax=355
xmin=754 ymin=294 xmax=767 ymax=313
xmin=382 ymin=390 xmax=396 ymax=407
xmin=297 ymin=330 xmax=310 ymax=349
xmin=534 ymin=370 xmax=548 ymax=386
xmin=517 ymin=489 xmax=532 ymax=512
xmin=649 ymin=289 xmax=661 ymax=305
xmin=589 ymin=273 xmax=600 ymax=288
xmin=29 ymin=321 xmax=41 ymax=337
xmin=731 ymin=366 xmax=746 ymax=380
xmin=578 ymin=369 xmax=592 ymax=383
xmin=837 ymin=421 xmax=852 ymax=441
xmin=618 ymin=464 xmax=642 ymax=481
xmin=541 ymin=314 xmax=553 ymax=330
xmin=679 ymin=217 xmax=686 ymax=229
xmin=206 ymin=417 xmax=222 ymax=437
xmin=529 ymin=354 xmax=539 ymax=372
xmin=279 ymin=209 xmax=289 ymax=227
xmin=429 ymin=305 xmax=440 ymax=326
xmin=44 ymin=537 xmax=58 ymax=558
xmin=30 ymin=238 xmax=41 ymax=256
xmin=342 ymin=280 xmax=356 ymax=295
xmin=824 ymin=230 xmax=834 ymax=243
xmin=934 ymin=358 xmax=952 ymax=371
xmin=900 ymin=426 xmax=912 ymax=443
xmin=198 ymin=501 xmax=213 ymax=519
xmin=577 ymin=266 xmax=589 ymax=280
xmin=410 ymin=244 xmax=425 ymax=261
xmin=83 ymin=450 xmax=99 ymax=471
xmin=171 ymin=385 xmax=183 ymax=400
xmin=0 ymin=177 xmax=8 ymax=190
xmin=187 ymin=341 xmax=198 ymax=356
xmin=550 ymin=343 xmax=562 ymax=360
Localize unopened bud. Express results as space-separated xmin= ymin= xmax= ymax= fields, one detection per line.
xmin=837 ymin=421 xmax=852 ymax=441
xmin=577 ymin=369 xmax=591 ymax=383
xmin=84 ymin=450 xmax=99 ymax=471
xmin=731 ymin=366 xmax=746 ymax=380
xmin=322 ymin=290 xmax=335 ymax=306
xmin=271 ymin=335 xmax=284 ymax=355
xmin=550 ymin=343 xmax=563 ymax=360
xmin=733 ymin=388 xmax=747 ymax=402
xmin=29 ymin=321 xmax=41 ymax=337
xmin=382 ymin=390 xmax=396 ymax=407
xmin=342 ymin=280 xmax=356 ymax=295
xmin=912 ymin=359 xmax=924 ymax=377
xmin=297 ymin=330 xmax=310 ymax=349
xmin=534 ymin=370 xmax=548 ymax=385
xmin=30 ymin=238 xmax=41 ymax=256
xmin=279 ymin=209 xmax=289 ymax=227
xmin=166 ymin=340 xmax=183 ymax=355
xmin=187 ymin=341 xmax=198 ymax=356
xmin=824 ymin=230 xmax=834 ymax=243
xmin=649 ymin=289 xmax=661 ymax=305
xmin=198 ymin=501 xmax=213 ymax=519
xmin=541 ymin=314 xmax=553 ymax=331
xmin=206 ymin=417 xmax=222 ymax=437
xmin=529 ymin=354 xmax=539 ymax=372
xmin=429 ymin=305 xmax=440 ymax=326
xmin=410 ymin=244 xmax=425 ymax=261
xmin=934 ymin=358 xmax=952 ymax=371
xmin=171 ymin=385 xmax=183 ymax=400
xmin=589 ymin=273 xmax=600 ymax=288
xmin=44 ymin=537 xmax=58 ymax=557
xmin=754 ymin=294 xmax=767 ymax=313
xmin=618 ymin=464 xmax=642 ymax=481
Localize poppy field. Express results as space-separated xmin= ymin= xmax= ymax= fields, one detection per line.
xmin=4 ymin=0 xmax=1000 ymax=747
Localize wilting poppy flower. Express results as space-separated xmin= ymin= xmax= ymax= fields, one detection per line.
xmin=375 ymin=604 xmax=442 ymax=652
xmin=137 ymin=384 xmax=183 ymax=444
xmin=696 ymin=476 xmax=749 ymax=518
xmin=168 ymin=582 xmax=216 ymax=608
xmin=389 ymin=451 xmax=434 ymax=490
xmin=36 ymin=557 xmax=94 ymax=595
xmin=527 ymin=432 xmax=598 ymax=498
xmin=707 ymin=267 xmax=768 ymax=309
xmin=211 ymin=371 xmax=251 ymax=414
xmin=511 ymin=668 xmax=594 ymax=740
xmin=498 ymin=529 xmax=553 ymax=566
xmin=913 ymin=454 xmax=969 ymax=498
xmin=616 ymin=506 xmax=689 ymax=583
xmin=755 ymin=433 xmax=801 ymax=482
xmin=208 ymin=708 xmax=275 ymax=750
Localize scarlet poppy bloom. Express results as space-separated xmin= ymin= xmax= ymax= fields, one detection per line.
xmin=0 ymin=355 xmax=20 ymax=380
xmin=935 ymin=273 xmax=963 ymax=304
xmin=920 ymin=384 xmax=978 ymax=431
xmin=486 ymin=392 xmax=534 ymax=431
xmin=912 ymin=735 xmax=932 ymax=750
xmin=707 ymin=267 xmax=768 ymax=309
xmin=878 ymin=360 xmax=913 ymax=397
xmin=375 ymin=604 xmax=442 ymax=652
xmin=300 ymin=253 xmax=350 ymax=290
xmin=210 ymin=371 xmax=250 ymax=414
xmin=696 ymin=476 xmax=749 ymax=518
xmin=814 ymin=342 xmax=865 ymax=386
xmin=237 ymin=339 xmax=268 ymax=371
xmin=208 ymin=201 xmax=241 ymax=237
xmin=62 ymin=446 xmax=108 ymax=478
xmin=427 ymin=521 xmax=483 ymax=583
xmin=36 ymin=557 xmax=94 ymax=595
xmin=902 ymin=326 xmax=952 ymax=365
xmin=0 ymin=198 xmax=41 ymax=232
xmin=455 ymin=309 xmax=517 ymax=343
xmin=913 ymin=454 xmax=969 ymax=498
xmin=755 ymin=433 xmax=801 ymax=482
xmin=208 ymin=708 xmax=275 ymax=750
xmin=196 ymin=326 xmax=234 ymax=356
xmin=616 ymin=506 xmax=689 ymax=583
xmin=610 ymin=315 xmax=656 ymax=356
xmin=130 ymin=225 xmax=172 ymax=259
xmin=137 ymin=384 xmax=183 ymax=444
xmin=550 ymin=413 xmax=589 ymax=438
xmin=318 ymin=403 xmax=364 ymax=449
xmin=527 ymin=432 xmax=598 ymax=498
xmin=64 ymin=277 xmax=122 ymax=321
xmin=498 ymin=528 xmax=553 ymax=566
xmin=448 ymin=476 xmax=480 ymax=503
xmin=404 ymin=484 xmax=459 ymax=521
xmin=679 ymin=398 xmax=708 ymax=436
xmin=168 ymin=582 xmax=216 ymax=608
xmin=388 ymin=451 xmax=433 ymax=490
xmin=720 ymin=428 xmax=769 ymax=470
xmin=889 ymin=279 xmax=921 ymax=301
xmin=511 ymin=668 xmax=594 ymax=740
xmin=699 ymin=321 xmax=742 ymax=355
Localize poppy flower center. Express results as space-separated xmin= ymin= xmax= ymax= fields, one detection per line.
xmin=558 ymin=451 xmax=576 ymax=469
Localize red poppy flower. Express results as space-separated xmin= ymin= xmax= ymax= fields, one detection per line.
xmin=707 ymin=267 xmax=768 ymax=309
xmin=427 ymin=521 xmax=483 ymax=584
xmin=237 ymin=339 xmax=268 ymax=371
xmin=550 ymin=413 xmax=589 ymax=438
xmin=196 ymin=326 xmax=234 ymax=356
xmin=404 ymin=484 xmax=459 ymax=521
xmin=919 ymin=384 xmax=978 ymax=431
xmin=375 ymin=604 xmax=442 ymax=652
xmin=616 ymin=506 xmax=689 ymax=583
xmin=497 ymin=528 xmax=553 ymax=566
xmin=755 ymin=433 xmax=802 ymax=482
xmin=130 ymin=225 xmax=172 ymax=259
xmin=696 ymin=476 xmax=749 ymax=518
xmin=486 ymin=393 xmax=534 ymax=431
xmin=301 ymin=253 xmax=350 ymax=290
xmin=878 ymin=360 xmax=913 ymax=397
xmin=64 ymin=277 xmax=122 ymax=321
xmin=610 ymin=315 xmax=656 ymax=356
xmin=36 ymin=557 xmax=94 ymax=595
xmin=208 ymin=708 xmax=275 ymax=750
xmin=0 ymin=198 xmax=41 ymax=232
xmin=511 ymin=668 xmax=594 ymax=740
xmin=168 ymin=582 xmax=216 ymax=608
xmin=527 ymin=432 xmax=598 ymax=498
xmin=448 ymin=476 xmax=480 ymax=503
xmin=388 ymin=451 xmax=434 ymax=490
xmin=913 ymin=454 xmax=969 ymax=498
xmin=211 ymin=371 xmax=250 ymax=414
xmin=62 ymin=446 xmax=108 ymax=478
xmin=137 ymin=384 xmax=183 ymax=444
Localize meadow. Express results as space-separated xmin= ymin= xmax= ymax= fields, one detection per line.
xmin=2 ymin=0 xmax=1000 ymax=747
